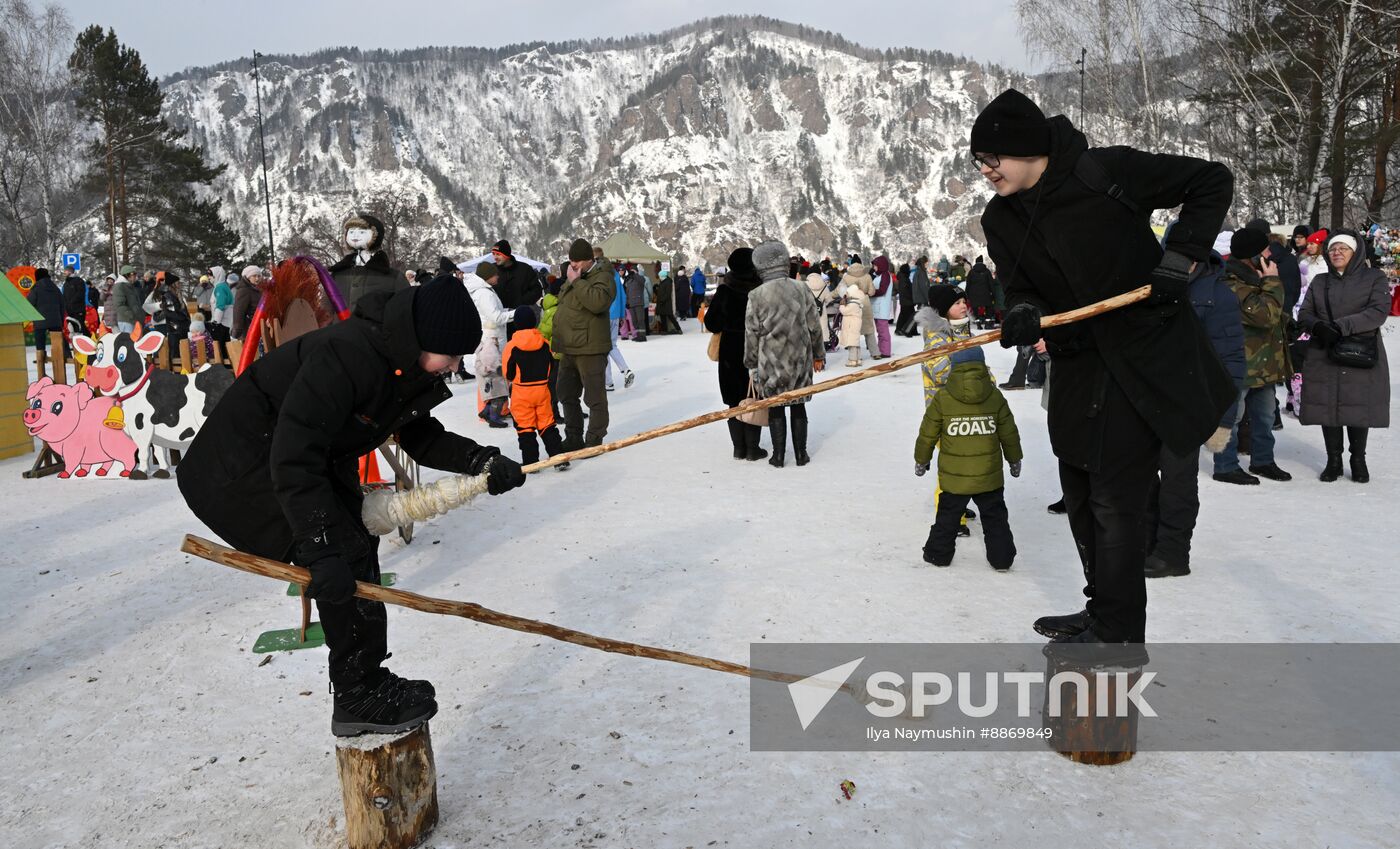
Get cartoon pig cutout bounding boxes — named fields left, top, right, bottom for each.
left=24, top=377, right=139, bottom=479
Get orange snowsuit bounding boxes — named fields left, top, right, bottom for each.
left=503, top=328, right=564, bottom=464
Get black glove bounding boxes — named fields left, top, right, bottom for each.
left=1310, top=320, right=1342, bottom=347
left=1147, top=250, right=1193, bottom=304
left=485, top=454, right=526, bottom=495
left=464, top=445, right=501, bottom=476
left=297, top=531, right=357, bottom=605
left=914, top=462, right=929, bottom=477
left=999, top=303, right=1042, bottom=348
left=1009, top=460, right=1022, bottom=478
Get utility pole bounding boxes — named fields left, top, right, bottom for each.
left=1075, top=47, right=1087, bottom=126
left=251, top=51, right=275, bottom=262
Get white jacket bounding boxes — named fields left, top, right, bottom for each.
left=464, top=273, right=514, bottom=348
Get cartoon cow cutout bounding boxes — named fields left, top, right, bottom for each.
left=24, top=377, right=139, bottom=478
left=72, top=330, right=236, bottom=480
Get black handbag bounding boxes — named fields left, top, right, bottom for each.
left=1323, top=280, right=1378, bottom=369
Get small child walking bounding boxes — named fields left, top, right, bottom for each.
left=502, top=307, right=570, bottom=471
left=839, top=284, right=866, bottom=366
left=914, top=347, right=1022, bottom=570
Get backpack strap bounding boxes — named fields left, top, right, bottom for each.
left=1074, top=152, right=1142, bottom=216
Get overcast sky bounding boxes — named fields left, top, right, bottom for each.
left=54, top=0, right=1043, bottom=78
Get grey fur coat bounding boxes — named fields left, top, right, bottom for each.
left=744, top=276, right=827, bottom=401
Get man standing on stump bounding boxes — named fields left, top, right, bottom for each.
left=972, top=88, right=1235, bottom=650
left=178, top=276, right=527, bottom=736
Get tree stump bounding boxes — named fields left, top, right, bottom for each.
left=1040, top=653, right=1143, bottom=766
left=334, top=722, right=439, bottom=849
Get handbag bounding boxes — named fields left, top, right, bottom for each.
left=736, top=378, right=769, bottom=427
left=1323, top=281, right=1378, bottom=369
left=706, top=331, right=722, bottom=362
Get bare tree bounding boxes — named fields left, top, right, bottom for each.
left=0, top=0, right=78, bottom=262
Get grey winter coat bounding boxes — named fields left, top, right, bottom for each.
left=112, top=276, right=142, bottom=325
left=911, top=264, right=931, bottom=307
left=1296, top=250, right=1391, bottom=428
left=744, top=277, right=826, bottom=401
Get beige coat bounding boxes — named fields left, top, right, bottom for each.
left=839, top=289, right=865, bottom=348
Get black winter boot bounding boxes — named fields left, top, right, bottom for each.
left=1348, top=426, right=1369, bottom=483
left=1320, top=426, right=1344, bottom=482
left=331, top=670, right=438, bottom=737
left=726, top=418, right=746, bottom=460
left=743, top=423, right=768, bottom=462
left=1033, top=609, right=1093, bottom=640
left=518, top=432, right=540, bottom=466
left=767, top=406, right=787, bottom=468
left=791, top=405, right=810, bottom=466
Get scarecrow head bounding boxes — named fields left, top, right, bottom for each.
left=343, top=213, right=386, bottom=253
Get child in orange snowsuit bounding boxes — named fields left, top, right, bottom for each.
left=502, top=307, right=569, bottom=470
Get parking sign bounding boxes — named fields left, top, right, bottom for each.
left=62, top=253, right=81, bottom=271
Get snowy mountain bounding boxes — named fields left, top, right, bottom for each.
left=162, top=18, right=1029, bottom=266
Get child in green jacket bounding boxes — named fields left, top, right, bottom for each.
left=914, top=347, right=1023, bottom=570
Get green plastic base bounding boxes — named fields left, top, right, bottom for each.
left=285, top=572, right=397, bottom=596
left=253, top=622, right=325, bottom=653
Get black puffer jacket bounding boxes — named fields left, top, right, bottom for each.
left=980, top=116, right=1236, bottom=470
left=177, top=286, right=490, bottom=562
left=26, top=271, right=63, bottom=333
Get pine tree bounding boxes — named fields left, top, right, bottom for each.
left=69, top=25, right=234, bottom=270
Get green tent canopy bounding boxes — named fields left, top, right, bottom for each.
left=596, top=232, right=668, bottom=263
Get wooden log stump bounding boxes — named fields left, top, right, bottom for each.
left=1040, top=654, right=1143, bottom=766
left=335, top=722, right=439, bottom=849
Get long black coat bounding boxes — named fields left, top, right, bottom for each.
left=964, top=261, right=994, bottom=311
left=981, top=116, right=1236, bottom=471
left=703, top=273, right=761, bottom=406
left=177, top=287, right=490, bottom=562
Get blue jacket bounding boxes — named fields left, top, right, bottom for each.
left=1189, top=252, right=1246, bottom=425
left=691, top=269, right=706, bottom=296
left=610, top=273, right=626, bottom=320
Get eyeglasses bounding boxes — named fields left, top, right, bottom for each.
left=971, top=152, right=1000, bottom=170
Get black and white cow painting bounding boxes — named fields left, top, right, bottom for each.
left=72, top=330, right=235, bottom=480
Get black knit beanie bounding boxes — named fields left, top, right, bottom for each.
left=970, top=88, right=1051, bottom=157
left=437, top=256, right=458, bottom=274
left=1230, top=228, right=1269, bottom=260
left=928, top=285, right=965, bottom=318
left=1292, top=224, right=1311, bottom=239
left=513, top=306, right=537, bottom=330
left=412, top=276, right=481, bottom=355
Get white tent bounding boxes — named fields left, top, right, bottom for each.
left=457, top=253, right=553, bottom=275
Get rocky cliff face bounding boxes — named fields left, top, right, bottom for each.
left=162, top=19, right=1027, bottom=266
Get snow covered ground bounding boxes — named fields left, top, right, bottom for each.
left=3, top=316, right=1397, bottom=848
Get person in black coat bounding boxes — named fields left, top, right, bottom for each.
left=490, top=240, right=542, bottom=335
left=975, top=88, right=1235, bottom=648
left=894, top=263, right=916, bottom=336
left=26, top=268, right=63, bottom=354
left=1145, top=244, right=1245, bottom=579
left=963, top=257, right=996, bottom=328
left=177, top=278, right=526, bottom=736
left=704, top=247, right=766, bottom=461
left=61, top=268, right=91, bottom=325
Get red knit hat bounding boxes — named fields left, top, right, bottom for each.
left=1306, top=229, right=1329, bottom=246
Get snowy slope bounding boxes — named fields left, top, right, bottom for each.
left=3, top=316, right=1397, bottom=847
left=161, top=20, right=1018, bottom=266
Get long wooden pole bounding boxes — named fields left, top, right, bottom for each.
left=182, top=534, right=808, bottom=687
left=518, top=285, right=1151, bottom=472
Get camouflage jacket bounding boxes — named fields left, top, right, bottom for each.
left=1224, top=259, right=1290, bottom=387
